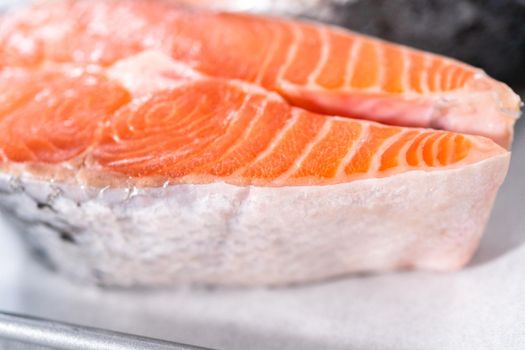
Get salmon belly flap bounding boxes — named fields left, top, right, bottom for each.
left=0, top=0, right=519, bottom=285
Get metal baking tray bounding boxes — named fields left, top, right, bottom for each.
left=0, top=312, right=211, bottom=350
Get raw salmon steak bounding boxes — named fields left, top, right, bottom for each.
left=0, top=0, right=519, bottom=286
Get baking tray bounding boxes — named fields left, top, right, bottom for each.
left=0, top=312, right=210, bottom=350
left=1, top=1, right=524, bottom=349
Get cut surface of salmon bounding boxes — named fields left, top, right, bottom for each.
left=0, top=61, right=506, bottom=187
left=0, top=0, right=520, bottom=147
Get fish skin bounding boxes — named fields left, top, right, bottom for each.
left=0, top=151, right=510, bottom=286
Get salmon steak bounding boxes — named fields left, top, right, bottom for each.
left=0, top=0, right=520, bottom=286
